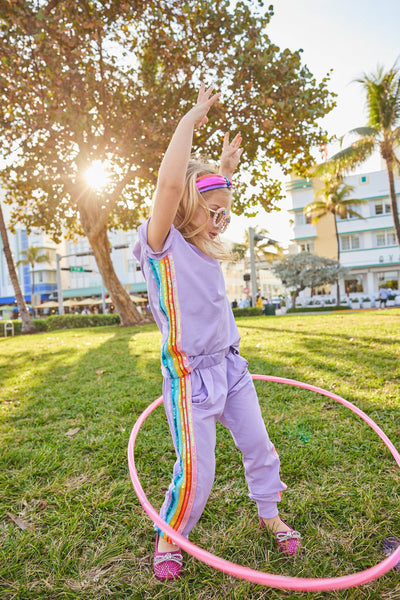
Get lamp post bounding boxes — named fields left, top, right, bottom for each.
left=248, top=227, right=278, bottom=308
left=248, top=227, right=258, bottom=308
left=55, top=254, right=64, bottom=314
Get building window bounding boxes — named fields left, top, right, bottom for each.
left=359, top=175, right=369, bottom=184
left=340, top=234, right=360, bottom=251
left=296, top=212, right=312, bottom=226
left=374, top=200, right=391, bottom=215
left=298, top=241, right=314, bottom=253
left=345, top=277, right=364, bottom=294
left=375, top=229, right=397, bottom=247
left=378, top=271, right=399, bottom=290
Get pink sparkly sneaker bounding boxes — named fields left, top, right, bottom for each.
left=259, top=517, right=301, bottom=556
left=153, top=535, right=183, bottom=580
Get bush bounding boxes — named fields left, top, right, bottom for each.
left=0, top=313, right=121, bottom=337
left=45, top=313, right=120, bottom=330
left=287, top=305, right=350, bottom=313
left=232, top=307, right=263, bottom=317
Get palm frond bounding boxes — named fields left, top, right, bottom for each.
left=346, top=207, right=365, bottom=219
left=339, top=196, right=366, bottom=206
left=304, top=203, right=331, bottom=225
left=357, top=65, right=400, bottom=129
left=308, top=161, right=339, bottom=178
left=348, top=127, right=378, bottom=137
left=392, top=125, right=400, bottom=141
left=335, top=183, right=355, bottom=196
left=330, top=139, right=375, bottom=171
left=304, top=200, right=328, bottom=214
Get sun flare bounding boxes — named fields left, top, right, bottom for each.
left=84, top=161, right=110, bottom=189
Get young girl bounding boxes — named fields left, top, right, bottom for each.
left=133, top=84, right=301, bottom=581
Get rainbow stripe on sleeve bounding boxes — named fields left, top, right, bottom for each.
left=149, top=255, right=197, bottom=540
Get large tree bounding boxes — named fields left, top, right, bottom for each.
left=0, top=203, right=36, bottom=333
left=329, top=62, right=400, bottom=245
left=272, top=252, right=346, bottom=308
left=0, top=0, right=335, bottom=325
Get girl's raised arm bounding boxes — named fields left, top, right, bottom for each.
left=147, top=84, right=220, bottom=252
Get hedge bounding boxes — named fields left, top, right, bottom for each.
left=45, top=313, right=121, bottom=330
left=0, top=313, right=121, bottom=337
left=286, top=305, right=350, bottom=313
left=232, top=307, right=263, bottom=317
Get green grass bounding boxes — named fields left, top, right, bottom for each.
left=0, top=311, right=399, bottom=600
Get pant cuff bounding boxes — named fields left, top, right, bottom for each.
left=257, top=502, right=279, bottom=519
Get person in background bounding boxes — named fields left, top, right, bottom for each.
left=378, top=285, right=389, bottom=310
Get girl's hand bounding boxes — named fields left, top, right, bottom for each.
left=219, top=132, right=243, bottom=178
left=185, top=83, right=221, bottom=129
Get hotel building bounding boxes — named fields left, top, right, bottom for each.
left=287, top=168, right=400, bottom=305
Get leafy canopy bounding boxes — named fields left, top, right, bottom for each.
left=0, top=0, right=335, bottom=242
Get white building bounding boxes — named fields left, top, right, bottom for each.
left=0, top=197, right=146, bottom=312
left=0, top=202, right=59, bottom=307
left=287, top=168, right=400, bottom=305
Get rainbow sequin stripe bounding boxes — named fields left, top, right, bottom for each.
left=149, top=254, right=197, bottom=540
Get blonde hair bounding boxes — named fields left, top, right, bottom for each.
left=173, top=159, right=233, bottom=260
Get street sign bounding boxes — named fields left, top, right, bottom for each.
left=70, top=266, right=84, bottom=272
left=243, top=286, right=249, bottom=294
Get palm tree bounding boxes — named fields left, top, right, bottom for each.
left=17, top=246, right=50, bottom=315
left=232, top=227, right=283, bottom=263
left=304, top=174, right=365, bottom=304
left=331, top=62, right=400, bottom=245
left=0, top=203, right=36, bottom=333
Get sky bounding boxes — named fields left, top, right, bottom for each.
left=226, top=0, right=400, bottom=247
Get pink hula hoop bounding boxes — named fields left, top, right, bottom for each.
left=127, top=374, right=400, bottom=592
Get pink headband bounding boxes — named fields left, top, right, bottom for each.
left=196, top=174, right=232, bottom=193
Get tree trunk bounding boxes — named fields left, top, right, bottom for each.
left=384, top=157, right=400, bottom=247
left=88, top=225, right=145, bottom=326
left=0, top=204, right=37, bottom=334
left=334, top=214, right=341, bottom=305
left=292, top=289, right=299, bottom=308
left=31, top=264, right=36, bottom=318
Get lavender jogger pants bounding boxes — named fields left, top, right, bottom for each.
left=156, top=347, right=287, bottom=541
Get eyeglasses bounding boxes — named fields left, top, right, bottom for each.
left=209, top=207, right=231, bottom=233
